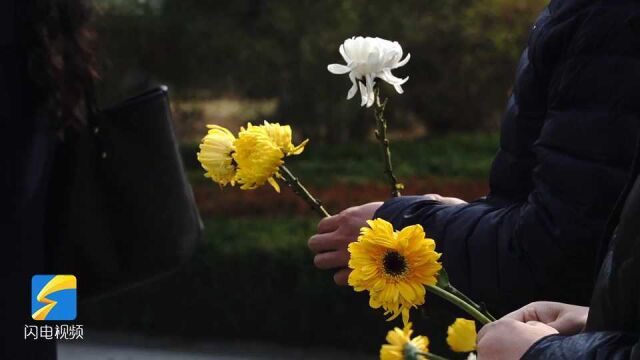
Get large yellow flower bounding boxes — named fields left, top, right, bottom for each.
left=348, top=218, right=442, bottom=324
left=380, top=322, right=429, bottom=360
left=197, top=125, right=237, bottom=186
left=447, top=318, right=477, bottom=353
left=259, top=120, right=308, bottom=156
left=233, top=123, right=284, bottom=192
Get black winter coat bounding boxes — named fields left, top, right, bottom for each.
left=375, top=0, right=640, bottom=315
left=523, top=124, right=640, bottom=359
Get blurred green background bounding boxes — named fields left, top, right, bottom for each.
left=85, top=0, right=546, bottom=357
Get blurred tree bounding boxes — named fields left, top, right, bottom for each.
left=94, top=0, right=546, bottom=140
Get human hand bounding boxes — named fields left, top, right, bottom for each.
left=308, top=202, right=383, bottom=285
left=477, top=318, right=558, bottom=360
left=504, top=301, right=589, bottom=335
left=423, top=193, right=468, bottom=205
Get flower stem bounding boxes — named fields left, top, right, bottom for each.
left=426, top=285, right=492, bottom=325
left=279, top=165, right=330, bottom=217
left=416, top=352, right=451, bottom=360
left=373, top=86, right=402, bottom=198
left=445, top=285, right=497, bottom=322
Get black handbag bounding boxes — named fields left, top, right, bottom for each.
left=53, top=85, right=202, bottom=298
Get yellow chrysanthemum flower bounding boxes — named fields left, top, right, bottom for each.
left=348, top=219, right=442, bottom=325
left=259, top=120, right=308, bottom=156
left=447, top=318, right=477, bottom=353
left=380, top=322, right=429, bottom=360
left=232, top=123, right=285, bottom=192
left=197, top=125, right=237, bottom=186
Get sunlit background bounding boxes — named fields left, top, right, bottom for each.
left=63, top=0, right=546, bottom=358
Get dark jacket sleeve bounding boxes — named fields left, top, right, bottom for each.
left=522, top=333, right=640, bottom=360
left=375, top=1, right=640, bottom=315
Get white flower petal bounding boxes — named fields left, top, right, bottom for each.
left=395, top=53, right=411, bottom=68
left=359, top=81, right=368, bottom=107
left=347, top=72, right=358, bottom=99
left=328, top=36, right=410, bottom=104
left=339, top=44, right=351, bottom=64
left=365, top=74, right=375, bottom=108
left=380, top=69, right=409, bottom=86
left=327, top=64, right=351, bottom=74
left=394, top=84, right=404, bottom=94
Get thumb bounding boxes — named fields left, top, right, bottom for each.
left=526, top=320, right=559, bottom=334
left=526, top=320, right=546, bottom=327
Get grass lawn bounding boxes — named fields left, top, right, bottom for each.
left=183, top=132, right=499, bottom=187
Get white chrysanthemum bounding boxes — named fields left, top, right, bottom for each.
left=327, top=36, right=410, bottom=108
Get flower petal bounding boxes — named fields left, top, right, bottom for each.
left=395, top=53, right=411, bottom=68
left=365, top=74, right=375, bottom=108
left=359, top=81, right=368, bottom=107
left=268, top=177, right=281, bottom=193
left=380, top=69, right=409, bottom=86
left=327, top=64, right=351, bottom=74
left=347, top=72, right=358, bottom=100
left=339, top=44, right=351, bottom=63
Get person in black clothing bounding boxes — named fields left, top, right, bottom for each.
left=476, top=149, right=640, bottom=359
left=0, top=0, right=97, bottom=359
left=309, top=0, right=640, bottom=316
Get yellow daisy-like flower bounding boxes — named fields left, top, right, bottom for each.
left=348, top=218, right=442, bottom=325
left=380, top=322, right=429, bottom=360
left=233, top=123, right=284, bottom=192
left=197, top=125, right=237, bottom=186
left=447, top=318, right=477, bottom=353
left=259, top=120, right=309, bottom=156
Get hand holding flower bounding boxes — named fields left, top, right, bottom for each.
left=308, top=202, right=383, bottom=285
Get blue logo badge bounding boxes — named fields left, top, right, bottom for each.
left=31, top=275, right=77, bottom=321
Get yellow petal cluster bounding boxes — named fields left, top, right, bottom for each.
left=447, top=318, right=477, bottom=353
left=233, top=123, right=285, bottom=192
left=260, top=120, right=309, bottom=156
left=380, top=322, right=429, bottom=360
left=197, top=121, right=307, bottom=192
left=197, top=125, right=237, bottom=187
left=348, top=218, right=442, bottom=325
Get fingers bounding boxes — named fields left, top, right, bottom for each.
left=313, top=249, right=350, bottom=270
left=333, top=268, right=351, bottom=286
left=504, top=304, right=540, bottom=323
left=308, top=233, right=342, bottom=253
left=317, top=215, right=342, bottom=233
left=546, top=307, right=589, bottom=335
left=526, top=320, right=545, bottom=327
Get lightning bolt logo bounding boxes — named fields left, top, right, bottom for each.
left=31, top=275, right=77, bottom=321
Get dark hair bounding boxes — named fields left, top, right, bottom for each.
left=27, top=0, right=99, bottom=129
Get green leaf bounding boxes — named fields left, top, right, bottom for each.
left=436, top=268, right=450, bottom=288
